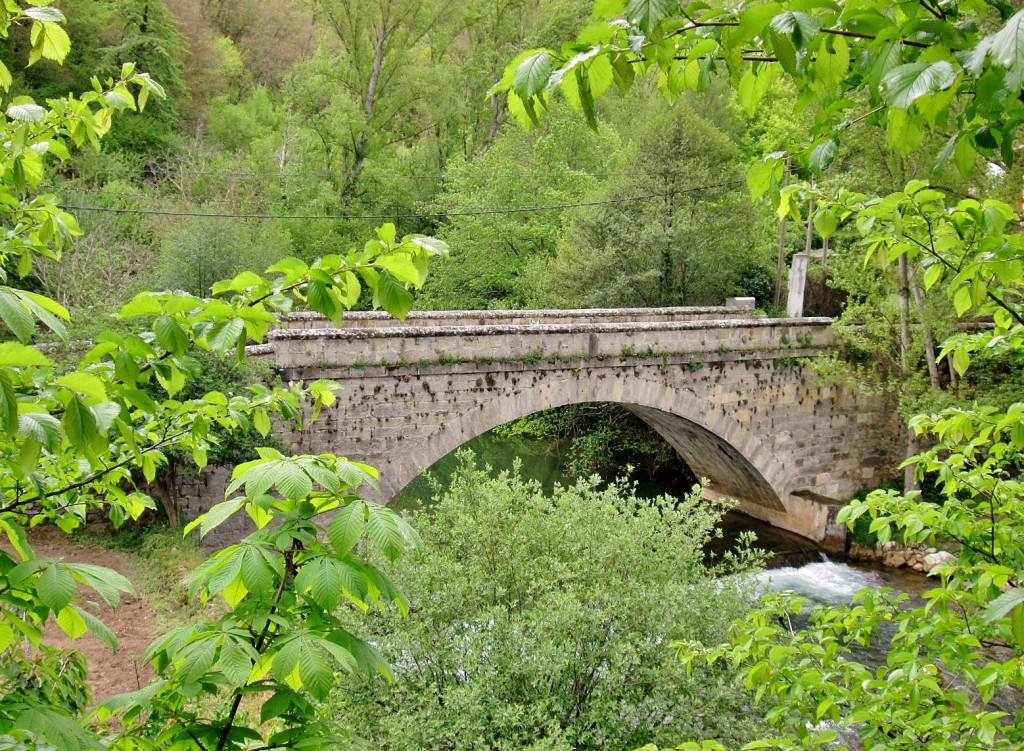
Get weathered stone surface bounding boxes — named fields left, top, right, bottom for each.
left=254, top=309, right=903, bottom=543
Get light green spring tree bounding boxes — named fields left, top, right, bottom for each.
left=504, top=1, right=1024, bottom=748
left=0, top=6, right=447, bottom=751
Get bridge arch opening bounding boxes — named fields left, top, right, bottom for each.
left=384, top=389, right=789, bottom=520
left=386, top=400, right=821, bottom=558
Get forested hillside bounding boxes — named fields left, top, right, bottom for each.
left=5, top=0, right=805, bottom=315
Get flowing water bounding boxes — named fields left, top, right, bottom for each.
left=756, top=560, right=931, bottom=605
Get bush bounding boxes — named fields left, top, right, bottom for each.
left=328, top=455, right=766, bottom=751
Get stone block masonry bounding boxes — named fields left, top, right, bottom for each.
left=258, top=309, right=902, bottom=546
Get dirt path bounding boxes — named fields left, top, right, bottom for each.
left=30, top=529, right=158, bottom=701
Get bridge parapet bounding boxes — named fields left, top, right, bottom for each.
left=280, top=304, right=758, bottom=331
left=268, top=316, right=834, bottom=371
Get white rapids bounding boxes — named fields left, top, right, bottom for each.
left=755, top=560, right=887, bottom=605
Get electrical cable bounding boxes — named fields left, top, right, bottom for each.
left=57, top=181, right=743, bottom=221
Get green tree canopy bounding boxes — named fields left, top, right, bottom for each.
left=527, top=93, right=767, bottom=308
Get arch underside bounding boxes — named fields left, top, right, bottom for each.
left=386, top=374, right=789, bottom=515
left=622, top=404, right=784, bottom=511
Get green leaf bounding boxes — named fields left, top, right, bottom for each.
left=987, top=9, right=1024, bottom=69
left=30, top=21, right=71, bottom=65
left=0, top=341, right=51, bottom=367
left=296, top=557, right=345, bottom=611
left=327, top=499, right=365, bottom=556
left=735, top=3, right=782, bottom=44
left=376, top=254, right=421, bottom=286
left=366, top=504, right=406, bottom=561
left=953, top=285, right=972, bottom=316
left=7, top=102, right=45, bottom=122
left=55, top=605, right=88, bottom=640
left=0, top=288, right=34, bottom=341
left=814, top=208, right=838, bottom=238
left=154, top=315, right=189, bottom=356
left=152, top=359, right=185, bottom=397
left=952, top=346, right=970, bottom=376
left=770, top=11, right=822, bottom=50
left=1012, top=603, right=1024, bottom=650
left=298, top=638, right=334, bottom=699
left=512, top=50, right=553, bottom=100
left=372, top=270, right=414, bottom=320
left=624, top=0, right=677, bottom=36
left=253, top=409, right=271, bottom=438
left=982, top=586, right=1024, bottom=623
left=14, top=707, right=95, bottom=751
left=0, top=371, right=17, bottom=435
left=219, top=637, right=256, bottom=685
left=56, top=371, right=107, bottom=400
left=0, top=619, right=12, bottom=653
left=24, top=6, right=67, bottom=23
left=305, top=280, right=339, bottom=323
left=882, top=61, right=957, bottom=109
left=185, top=496, right=246, bottom=538
left=809, top=139, right=837, bottom=172
left=178, top=634, right=219, bottom=684
left=275, top=462, right=313, bottom=501
left=206, top=317, right=245, bottom=354
left=62, top=394, right=97, bottom=452
left=768, top=29, right=797, bottom=75
left=815, top=35, right=849, bottom=90
left=38, top=562, right=76, bottom=612
left=66, top=562, right=133, bottom=608
left=747, top=158, right=781, bottom=200
left=118, top=293, right=163, bottom=318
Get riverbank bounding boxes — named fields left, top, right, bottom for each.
left=846, top=541, right=955, bottom=574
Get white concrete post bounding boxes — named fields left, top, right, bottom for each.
left=787, top=253, right=810, bottom=318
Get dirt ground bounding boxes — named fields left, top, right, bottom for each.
left=28, top=528, right=158, bottom=701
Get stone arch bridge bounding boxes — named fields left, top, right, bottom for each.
left=259, top=304, right=901, bottom=548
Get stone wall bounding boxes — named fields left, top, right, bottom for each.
left=147, top=465, right=253, bottom=549
left=268, top=316, right=834, bottom=370
left=269, top=314, right=902, bottom=544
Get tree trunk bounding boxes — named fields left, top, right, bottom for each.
left=773, top=156, right=792, bottom=308
left=804, top=175, right=816, bottom=255
left=897, top=254, right=912, bottom=376
left=344, top=27, right=387, bottom=195
left=903, top=427, right=919, bottom=495
left=897, top=254, right=919, bottom=492
left=908, top=259, right=941, bottom=393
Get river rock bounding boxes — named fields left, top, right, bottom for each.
left=923, top=551, right=955, bottom=571
left=883, top=550, right=908, bottom=568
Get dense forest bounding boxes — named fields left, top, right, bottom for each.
left=2, top=0, right=857, bottom=315
left=2, top=2, right=1024, bottom=751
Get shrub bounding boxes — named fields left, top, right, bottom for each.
left=329, top=455, right=766, bottom=751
